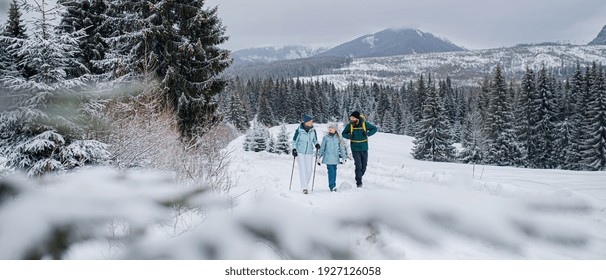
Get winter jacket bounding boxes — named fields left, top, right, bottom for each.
left=292, top=123, right=318, bottom=155
left=318, top=133, right=347, bottom=165
left=341, top=120, right=378, bottom=152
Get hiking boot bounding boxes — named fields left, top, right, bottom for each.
left=303, top=189, right=308, bottom=194
left=356, top=183, right=363, bottom=188
left=331, top=188, right=337, bottom=192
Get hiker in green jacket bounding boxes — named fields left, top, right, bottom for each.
left=341, top=111, right=378, bottom=188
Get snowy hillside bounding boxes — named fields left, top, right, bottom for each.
left=1, top=125, right=605, bottom=259
left=316, top=28, right=465, bottom=58
left=231, top=46, right=327, bottom=65
left=222, top=124, right=606, bottom=259
left=301, top=45, right=606, bottom=87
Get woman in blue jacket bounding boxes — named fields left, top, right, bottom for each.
left=318, top=123, right=347, bottom=192
left=292, top=115, right=320, bottom=194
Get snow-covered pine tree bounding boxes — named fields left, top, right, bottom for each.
left=104, top=0, right=231, bottom=139
left=375, top=85, right=390, bottom=128
left=243, top=129, right=253, bottom=152
left=272, top=79, right=287, bottom=122
left=381, top=110, right=395, bottom=133
left=308, top=81, right=325, bottom=123
left=257, top=90, right=275, bottom=127
left=453, top=87, right=468, bottom=143
left=410, top=75, right=427, bottom=133
left=319, top=81, right=331, bottom=123
left=327, top=83, right=341, bottom=121
left=0, top=25, right=6, bottom=78
left=268, top=134, right=276, bottom=154
left=3, top=0, right=87, bottom=94
left=579, top=63, right=606, bottom=170
left=3, top=0, right=27, bottom=39
left=162, top=0, right=231, bottom=138
left=439, top=79, right=455, bottom=127
left=458, top=94, right=484, bottom=164
left=528, top=66, right=558, bottom=168
left=0, top=0, right=28, bottom=80
left=389, top=96, right=404, bottom=134
left=251, top=120, right=270, bottom=152
left=439, top=79, right=458, bottom=142
left=100, top=0, right=159, bottom=81
left=275, top=123, right=291, bottom=155
left=226, top=87, right=250, bottom=132
left=483, top=65, right=520, bottom=166
left=555, top=118, right=579, bottom=169
left=57, top=0, right=109, bottom=77
left=285, top=79, right=298, bottom=123
left=0, top=0, right=91, bottom=165
left=347, top=83, right=363, bottom=116
left=478, top=75, right=492, bottom=133
left=561, top=63, right=585, bottom=170
left=411, top=77, right=454, bottom=162
left=361, top=81, right=375, bottom=118
left=514, top=67, right=535, bottom=167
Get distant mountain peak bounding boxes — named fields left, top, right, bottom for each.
left=316, top=28, right=465, bottom=58
left=589, top=25, right=606, bottom=45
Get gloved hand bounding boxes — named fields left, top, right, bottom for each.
left=339, top=161, right=344, bottom=165
left=315, top=143, right=321, bottom=149
left=317, top=162, right=321, bottom=166
left=292, top=149, right=298, bottom=157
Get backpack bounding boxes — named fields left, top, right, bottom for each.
left=349, top=114, right=368, bottom=143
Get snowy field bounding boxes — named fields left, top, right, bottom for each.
left=223, top=124, right=606, bottom=259
left=1, top=124, right=605, bottom=259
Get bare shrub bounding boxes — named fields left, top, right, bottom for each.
left=97, top=81, right=236, bottom=194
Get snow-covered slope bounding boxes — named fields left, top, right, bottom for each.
left=316, top=28, right=465, bottom=58
left=231, top=46, right=327, bottom=65
left=301, top=45, right=606, bottom=87
left=221, top=124, right=606, bottom=259
left=2, top=125, right=605, bottom=259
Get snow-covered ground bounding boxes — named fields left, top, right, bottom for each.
left=1, top=124, right=605, bottom=259
left=224, top=124, right=606, bottom=259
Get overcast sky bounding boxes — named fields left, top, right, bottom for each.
left=206, top=0, right=606, bottom=51
left=1, top=0, right=605, bottom=51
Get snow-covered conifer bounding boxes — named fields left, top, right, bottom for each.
left=275, top=123, right=291, bottom=154
left=412, top=78, right=454, bottom=162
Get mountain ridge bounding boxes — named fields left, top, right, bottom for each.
left=231, top=45, right=327, bottom=65
left=315, top=28, right=466, bottom=58
left=230, top=28, right=466, bottom=64
left=589, top=25, right=606, bottom=45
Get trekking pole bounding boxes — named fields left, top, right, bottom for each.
left=289, top=156, right=296, bottom=190
left=311, top=153, right=318, bottom=192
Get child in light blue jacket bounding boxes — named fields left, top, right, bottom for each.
left=317, top=123, right=347, bottom=192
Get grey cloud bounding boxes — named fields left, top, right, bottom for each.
left=207, top=0, right=606, bottom=51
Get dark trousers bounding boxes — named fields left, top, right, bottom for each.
left=352, top=151, right=368, bottom=185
